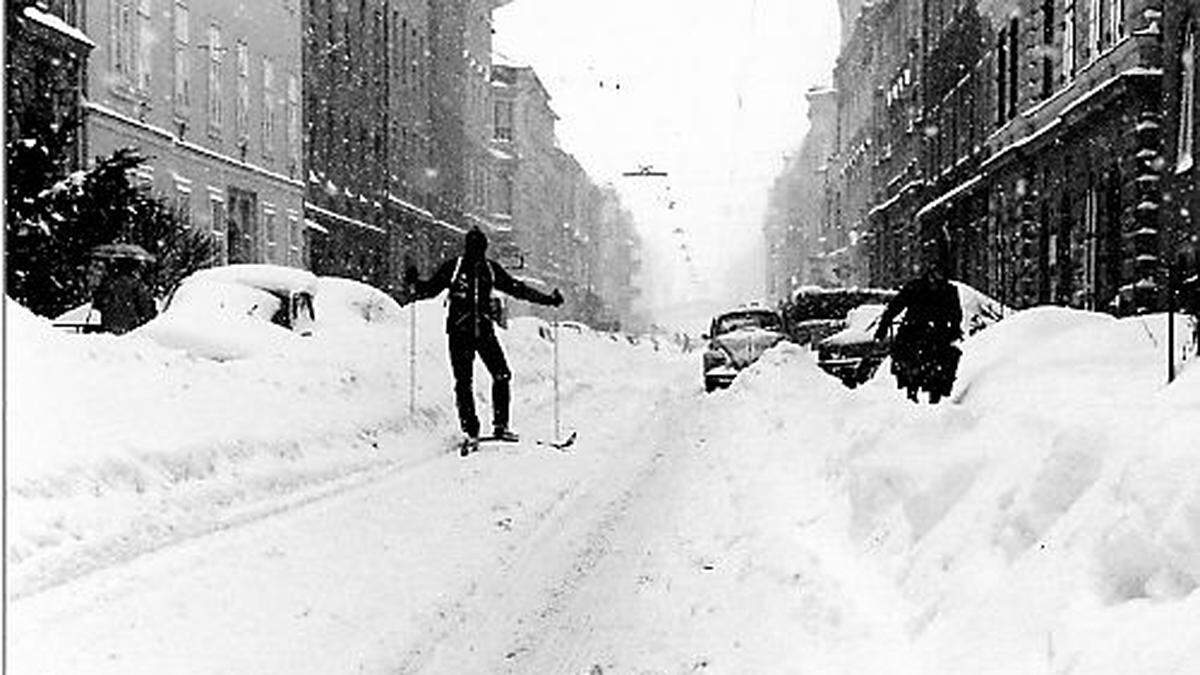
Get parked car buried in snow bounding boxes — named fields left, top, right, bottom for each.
left=137, top=264, right=321, bottom=359
left=816, top=281, right=1009, bottom=388
left=816, top=304, right=893, bottom=388
left=702, top=306, right=787, bottom=392
left=781, top=286, right=898, bottom=346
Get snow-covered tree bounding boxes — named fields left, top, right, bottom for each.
left=5, top=143, right=217, bottom=318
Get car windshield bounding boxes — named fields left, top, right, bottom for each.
left=845, top=304, right=887, bottom=332
left=715, top=312, right=780, bottom=335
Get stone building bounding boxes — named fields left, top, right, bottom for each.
left=489, top=61, right=561, bottom=280
left=428, top=0, right=511, bottom=228
left=824, top=0, right=922, bottom=287
left=489, top=59, right=640, bottom=327
left=914, top=0, right=1165, bottom=312
left=803, top=0, right=1170, bottom=315
left=866, top=0, right=931, bottom=284
left=763, top=157, right=808, bottom=301
left=82, top=0, right=306, bottom=268
left=303, top=0, right=465, bottom=295
left=589, top=186, right=641, bottom=328
left=763, top=86, right=837, bottom=300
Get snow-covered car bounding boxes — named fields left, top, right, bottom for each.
left=816, top=304, right=892, bottom=388
left=702, top=306, right=787, bottom=392
left=137, top=264, right=322, bottom=360
left=782, top=287, right=898, bottom=345
left=312, top=276, right=404, bottom=328
left=816, top=281, right=1009, bottom=388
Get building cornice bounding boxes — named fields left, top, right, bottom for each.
left=84, top=100, right=304, bottom=189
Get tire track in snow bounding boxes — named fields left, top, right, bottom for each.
left=487, top=364, right=919, bottom=674
left=393, top=364, right=699, bottom=673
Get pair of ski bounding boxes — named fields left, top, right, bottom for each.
left=457, top=430, right=578, bottom=457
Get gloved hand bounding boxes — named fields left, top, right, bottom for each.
left=550, top=289, right=564, bottom=307
left=403, top=266, right=420, bottom=285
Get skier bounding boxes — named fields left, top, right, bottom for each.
left=873, top=263, right=963, bottom=404
left=92, top=258, right=157, bottom=335
left=404, top=227, right=564, bottom=455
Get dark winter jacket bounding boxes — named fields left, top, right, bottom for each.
left=876, top=274, right=963, bottom=345
left=93, top=273, right=157, bottom=335
left=412, top=255, right=559, bottom=335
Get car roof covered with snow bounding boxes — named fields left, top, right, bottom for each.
left=180, top=264, right=319, bottom=296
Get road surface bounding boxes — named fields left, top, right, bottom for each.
left=9, top=352, right=910, bottom=674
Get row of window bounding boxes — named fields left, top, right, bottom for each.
left=997, top=0, right=1128, bottom=127
left=204, top=188, right=303, bottom=267
left=108, top=0, right=301, bottom=170
left=133, top=165, right=301, bottom=267
left=304, top=3, right=430, bottom=191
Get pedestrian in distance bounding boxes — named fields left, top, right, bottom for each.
left=92, top=257, right=157, bottom=335
left=404, top=227, right=564, bottom=455
left=874, top=262, right=963, bottom=404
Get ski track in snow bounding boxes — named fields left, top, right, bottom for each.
left=396, top=375, right=694, bottom=673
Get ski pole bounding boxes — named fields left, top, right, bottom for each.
left=409, top=301, right=417, bottom=418
left=553, top=310, right=561, bottom=442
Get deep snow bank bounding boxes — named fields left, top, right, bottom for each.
left=953, top=307, right=1196, bottom=413
left=716, top=309, right=1200, bottom=673
left=6, top=296, right=680, bottom=598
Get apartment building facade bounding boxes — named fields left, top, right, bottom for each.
left=83, top=0, right=306, bottom=268
left=802, top=0, right=1169, bottom=314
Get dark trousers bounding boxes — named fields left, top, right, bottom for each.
left=448, top=328, right=511, bottom=436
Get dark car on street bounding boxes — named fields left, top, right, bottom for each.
left=780, top=287, right=898, bottom=346
left=816, top=304, right=893, bottom=387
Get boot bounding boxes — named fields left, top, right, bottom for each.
left=459, top=434, right=479, bottom=457
left=491, top=426, right=519, bottom=442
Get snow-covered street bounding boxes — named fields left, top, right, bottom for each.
left=8, top=296, right=1200, bottom=674
left=8, top=321, right=699, bottom=674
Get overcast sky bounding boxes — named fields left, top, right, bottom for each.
left=494, top=0, right=841, bottom=330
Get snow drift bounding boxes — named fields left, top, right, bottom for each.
left=715, top=306, right=1200, bottom=672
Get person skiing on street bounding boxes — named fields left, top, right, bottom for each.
left=404, top=227, right=564, bottom=455
left=874, top=262, right=962, bottom=404
left=92, top=258, right=157, bottom=335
